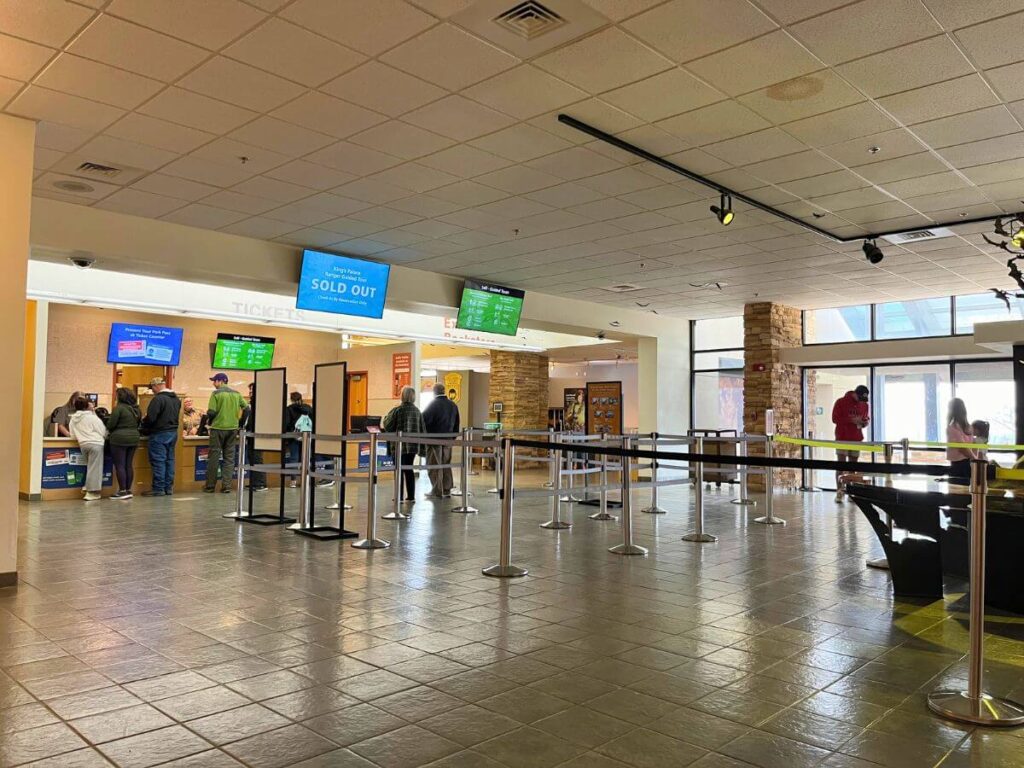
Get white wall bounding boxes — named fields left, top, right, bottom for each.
left=548, top=362, right=639, bottom=432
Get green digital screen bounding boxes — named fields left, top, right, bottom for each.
left=212, top=333, right=275, bottom=370
left=455, top=280, right=525, bottom=336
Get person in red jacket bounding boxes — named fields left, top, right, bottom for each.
left=832, top=385, right=870, bottom=502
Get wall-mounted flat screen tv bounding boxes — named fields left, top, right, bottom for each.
left=212, top=333, right=276, bottom=371
left=296, top=250, right=390, bottom=319
left=455, top=280, right=525, bottom=336
left=107, top=323, right=184, bottom=366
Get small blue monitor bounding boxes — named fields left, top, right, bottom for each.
left=296, top=250, right=390, bottom=319
left=107, top=323, right=184, bottom=366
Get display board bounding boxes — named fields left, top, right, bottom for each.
left=563, top=387, right=587, bottom=434
left=296, top=250, right=390, bottom=318
left=213, top=333, right=275, bottom=370
left=585, top=381, right=623, bottom=436
left=253, top=368, right=286, bottom=452
left=107, top=322, right=184, bottom=366
left=314, top=361, right=348, bottom=457
left=41, top=447, right=112, bottom=488
left=392, top=352, right=412, bottom=397
left=455, top=280, right=525, bottom=336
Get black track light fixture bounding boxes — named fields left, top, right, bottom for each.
left=710, top=193, right=734, bottom=226
left=863, top=239, right=884, bottom=265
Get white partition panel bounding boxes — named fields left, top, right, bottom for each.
left=254, top=368, right=286, bottom=452
left=314, top=362, right=347, bottom=457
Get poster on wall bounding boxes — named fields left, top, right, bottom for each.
left=41, top=448, right=112, bottom=489
left=586, top=381, right=623, bottom=436
left=563, top=387, right=587, bottom=434
left=443, top=372, right=462, bottom=403
left=392, top=352, right=412, bottom=397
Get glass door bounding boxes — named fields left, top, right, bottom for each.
left=804, top=367, right=871, bottom=489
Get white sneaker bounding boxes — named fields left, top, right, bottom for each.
left=834, top=490, right=845, bottom=503
left=84, top=492, right=102, bottom=501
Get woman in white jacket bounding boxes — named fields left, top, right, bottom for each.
left=68, top=397, right=108, bottom=501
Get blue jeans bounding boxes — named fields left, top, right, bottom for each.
left=148, top=431, right=177, bottom=493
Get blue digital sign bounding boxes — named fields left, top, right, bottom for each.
left=107, top=323, right=184, bottom=366
left=296, top=250, right=390, bottom=319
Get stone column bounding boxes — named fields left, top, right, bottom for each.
left=488, top=350, right=549, bottom=432
left=1, top=114, right=35, bottom=586
left=744, top=303, right=803, bottom=490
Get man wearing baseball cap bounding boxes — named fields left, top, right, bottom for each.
left=141, top=377, right=181, bottom=497
left=204, top=373, right=250, bottom=493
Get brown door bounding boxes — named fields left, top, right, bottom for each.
left=346, top=372, right=368, bottom=432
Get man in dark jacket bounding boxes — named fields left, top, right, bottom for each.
left=423, top=383, right=460, bottom=497
left=141, top=377, right=181, bottom=496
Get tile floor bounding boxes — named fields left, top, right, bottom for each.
left=2, top=470, right=1023, bottom=767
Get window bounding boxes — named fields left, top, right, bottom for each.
left=874, top=298, right=952, bottom=340
left=692, top=317, right=744, bottom=433
left=955, top=292, right=1024, bottom=334
left=693, top=316, right=743, bottom=350
left=804, top=305, right=871, bottom=344
left=954, top=361, right=1014, bottom=462
left=693, top=351, right=744, bottom=370
left=873, top=364, right=952, bottom=442
left=804, top=367, right=871, bottom=489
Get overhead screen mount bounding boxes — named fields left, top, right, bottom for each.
left=556, top=113, right=1020, bottom=244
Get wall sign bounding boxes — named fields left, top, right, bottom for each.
left=564, top=387, right=586, bottom=434
left=392, top=352, right=412, bottom=397
left=585, top=381, right=623, bottom=436
left=443, top=372, right=463, bottom=403
left=41, top=448, right=112, bottom=489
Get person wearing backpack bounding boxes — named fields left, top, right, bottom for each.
left=105, top=387, right=141, bottom=499
left=285, top=391, right=313, bottom=488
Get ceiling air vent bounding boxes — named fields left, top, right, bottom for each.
left=601, top=283, right=643, bottom=293
left=881, top=227, right=954, bottom=245
left=53, top=179, right=96, bottom=194
left=494, top=1, right=566, bottom=40
left=75, top=161, right=124, bottom=179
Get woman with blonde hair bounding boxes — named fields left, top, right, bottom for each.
left=383, top=386, right=425, bottom=502
left=946, top=397, right=977, bottom=482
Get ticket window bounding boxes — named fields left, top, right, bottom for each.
left=113, top=363, right=174, bottom=410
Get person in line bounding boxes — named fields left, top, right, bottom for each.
left=423, top=382, right=459, bottom=498
left=285, top=391, right=314, bottom=488
left=383, top=386, right=425, bottom=502
left=68, top=397, right=107, bottom=502
left=180, top=397, right=202, bottom=436
left=831, top=385, right=870, bottom=502
left=105, top=387, right=141, bottom=499
left=141, top=377, right=181, bottom=497
left=204, top=373, right=249, bottom=494
left=947, top=398, right=978, bottom=482
left=50, top=391, right=83, bottom=437
left=246, top=382, right=267, bottom=492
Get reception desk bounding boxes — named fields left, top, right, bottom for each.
left=40, top=436, right=285, bottom=499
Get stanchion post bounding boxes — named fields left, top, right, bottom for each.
left=928, top=459, right=1024, bottom=725
left=590, top=440, right=615, bottom=520
left=754, top=434, right=786, bottom=526
left=452, top=429, right=478, bottom=514
left=352, top=432, right=390, bottom=549
left=642, top=432, right=666, bottom=514
left=290, top=431, right=313, bottom=531
left=482, top=438, right=528, bottom=577
left=541, top=440, right=570, bottom=530
left=883, top=443, right=894, bottom=488
left=609, top=436, right=647, bottom=555
left=326, top=457, right=341, bottom=510
left=223, top=427, right=249, bottom=519
left=383, top=431, right=408, bottom=520
left=901, top=437, right=910, bottom=464
left=731, top=436, right=756, bottom=506
left=799, top=430, right=820, bottom=492
left=487, top=433, right=501, bottom=494
left=683, top=436, right=717, bottom=543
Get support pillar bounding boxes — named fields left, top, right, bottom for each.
left=2, top=114, right=36, bottom=587
left=638, top=335, right=688, bottom=435
left=19, top=300, right=47, bottom=500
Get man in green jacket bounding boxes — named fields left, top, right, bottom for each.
left=204, top=373, right=250, bottom=493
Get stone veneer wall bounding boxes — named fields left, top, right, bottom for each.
left=488, top=350, right=549, bottom=440
left=744, top=303, right=803, bottom=490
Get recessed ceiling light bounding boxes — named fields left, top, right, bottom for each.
left=867, top=146, right=881, bottom=155
left=53, top=179, right=95, bottom=194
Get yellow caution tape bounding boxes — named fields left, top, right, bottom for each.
left=773, top=435, right=884, bottom=453
left=909, top=441, right=1024, bottom=451
left=995, top=467, right=1024, bottom=480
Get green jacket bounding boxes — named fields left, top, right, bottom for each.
left=105, top=403, right=141, bottom=447
left=207, top=386, right=249, bottom=431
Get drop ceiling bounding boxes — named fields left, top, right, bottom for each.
left=7, top=0, right=1024, bottom=319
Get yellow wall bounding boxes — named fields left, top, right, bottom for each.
left=18, top=301, right=36, bottom=495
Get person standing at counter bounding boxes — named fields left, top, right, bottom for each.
left=204, top=373, right=249, bottom=494
left=142, top=377, right=181, bottom=497
left=106, top=388, right=141, bottom=500
left=68, top=398, right=107, bottom=501
left=947, top=398, right=978, bottom=482
left=181, top=398, right=201, bottom=436
left=50, top=391, right=83, bottom=437
left=423, top=383, right=459, bottom=498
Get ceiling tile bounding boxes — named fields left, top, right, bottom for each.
left=527, top=182, right=607, bottom=208
left=300, top=192, right=372, bottom=217
left=161, top=155, right=256, bottom=187
left=783, top=102, right=898, bottom=147
left=402, top=95, right=515, bottom=142
left=349, top=206, right=422, bottom=227
left=705, top=127, right=807, bottom=165
left=780, top=169, right=869, bottom=198
left=228, top=116, right=337, bottom=156
left=924, top=0, right=1024, bottom=30
left=201, top=189, right=279, bottom=214
left=687, top=31, right=822, bottom=98
left=68, top=15, right=207, bottom=81
left=474, top=164, right=561, bottom=194
left=913, top=106, right=1020, bottom=149
left=35, top=172, right=117, bottom=202
left=569, top=198, right=644, bottom=221
left=139, top=87, right=257, bottom=134
left=78, top=134, right=178, bottom=171
left=106, top=113, right=215, bottom=154
left=162, top=203, right=249, bottom=229
left=954, top=9, right=1024, bottom=69
left=463, top=65, right=587, bottom=120
left=526, top=146, right=623, bottom=181
left=882, top=172, right=971, bottom=198
left=876, top=74, right=1000, bottom=125
left=407, top=0, right=475, bottom=16
left=264, top=201, right=335, bottom=226
left=305, top=141, right=402, bottom=176
left=382, top=23, right=518, bottom=90
left=282, top=0, right=435, bottom=56
left=940, top=133, right=1024, bottom=168
left=623, top=0, right=776, bottom=63
left=856, top=152, right=949, bottom=184
left=984, top=61, right=1024, bottom=102
left=745, top=150, right=841, bottom=184
left=738, top=70, right=862, bottom=124
left=224, top=18, right=365, bottom=87
left=0, top=0, right=94, bottom=47
left=836, top=35, right=974, bottom=98
left=334, top=178, right=414, bottom=204
left=620, top=185, right=699, bottom=210
left=0, top=33, right=53, bottom=81
left=388, top=195, right=463, bottom=218
left=178, top=56, right=305, bottom=112
left=431, top=180, right=508, bottom=206
left=349, top=121, right=454, bottom=161
left=264, top=161, right=355, bottom=191
left=0, top=74, right=19, bottom=109
left=535, top=27, right=673, bottom=94
left=317, top=217, right=385, bottom=237
left=419, top=145, right=510, bottom=177
left=132, top=173, right=218, bottom=201
left=7, top=85, right=123, bottom=131
left=322, top=61, right=447, bottom=118
left=791, top=0, right=942, bottom=65
left=538, top=98, right=642, bottom=143
left=191, top=137, right=291, bottom=175
left=107, top=0, right=265, bottom=49
left=231, top=174, right=314, bottom=203
left=94, top=188, right=186, bottom=218
left=656, top=101, right=770, bottom=145
left=823, top=129, right=928, bottom=166
left=751, top=0, right=851, bottom=23
left=477, top=196, right=554, bottom=220
left=271, top=92, right=386, bottom=140
left=577, top=167, right=660, bottom=196
left=35, top=53, right=163, bottom=110
left=370, top=162, right=460, bottom=192
left=220, top=216, right=300, bottom=239
left=602, top=68, right=724, bottom=122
